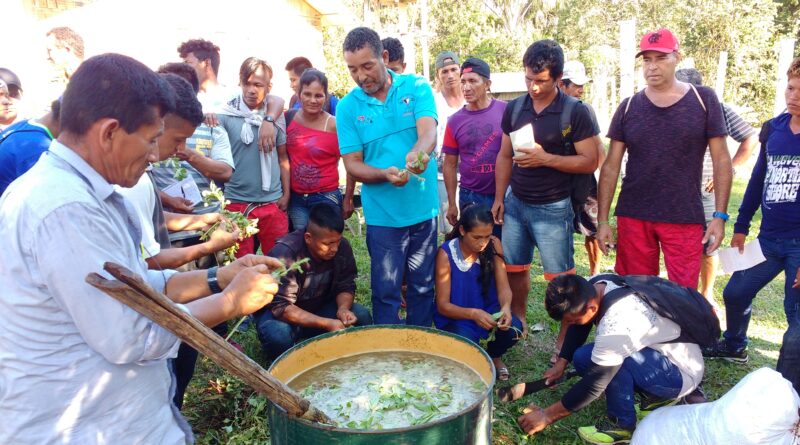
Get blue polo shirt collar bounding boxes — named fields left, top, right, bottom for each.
left=352, top=69, right=405, bottom=105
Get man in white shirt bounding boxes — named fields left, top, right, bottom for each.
left=116, top=73, right=238, bottom=270
left=0, top=53, right=281, bottom=444
left=433, top=51, right=465, bottom=233
left=518, top=274, right=705, bottom=444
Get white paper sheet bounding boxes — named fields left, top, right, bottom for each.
left=719, top=239, right=768, bottom=274
left=162, top=177, right=203, bottom=206
left=510, top=123, right=535, bottom=156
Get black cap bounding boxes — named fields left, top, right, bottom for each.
left=460, top=57, right=490, bottom=80
left=0, top=68, right=22, bottom=98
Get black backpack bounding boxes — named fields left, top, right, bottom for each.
left=589, top=274, right=721, bottom=347
left=508, top=94, right=592, bottom=222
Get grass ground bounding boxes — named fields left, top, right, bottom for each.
left=184, top=175, right=788, bottom=444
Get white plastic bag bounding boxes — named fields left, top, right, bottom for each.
left=632, top=368, right=800, bottom=445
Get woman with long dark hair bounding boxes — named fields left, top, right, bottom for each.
left=434, top=204, right=523, bottom=380
left=285, top=69, right=354, bottom=230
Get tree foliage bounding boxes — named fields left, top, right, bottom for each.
left=324, top=0, right=792, bottom=122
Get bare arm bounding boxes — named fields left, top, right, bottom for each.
left=410, top=116, right=437, bottom=156
left=492, top=134, right=513, bottom=225
left=276, top=144, right=291, bottom=211
left=343, top=173, right=356, bottom=219
left=443, top=154, right=458, bottom=206
left=595, top=139, right=626, bottom=254
left=145, top=228, right=238, bottom=270
left=342, top=151, right=400, bottom=184
left=257, top=95, right=287, bottom=152
left=278, top=304, right=342, bottom=331
left=162, top=255, right=283, bottom=305
left=517, top=401, right=572, bottom=435
left=595, top=136, right=607, bottom=171
left=709, top=136, right=732, bottom=213
left=405, top=116, right=439, bottom=174
left=703, top=136, right=732, bottom=252
left=731, top=133, right=758, bottom=169
left=159, top=190, right=193, bottom=213
left=165, top=212, right=219, bottom=232
left=266, top=95, right=285, bottom=120
left=178, top=147, right=233, bottom=182
left=597, top=139, right=626, bottom=223
left=443, top=153, right=459, bottom=225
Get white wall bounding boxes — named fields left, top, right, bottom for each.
left=4, top=0, right=330, bottom=117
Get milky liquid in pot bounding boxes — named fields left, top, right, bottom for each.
left=288, top=351, right=487, bottom=430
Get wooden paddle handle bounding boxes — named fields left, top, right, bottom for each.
left=85, top=262, right=332, bottom=425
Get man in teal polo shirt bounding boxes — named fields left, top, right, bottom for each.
left=337, top=27, right=439, bottom=325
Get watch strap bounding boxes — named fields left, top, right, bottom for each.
left=207, top=266, right=223, bottom=293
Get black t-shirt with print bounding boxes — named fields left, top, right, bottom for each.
left=501, top=90, right=598, bottom=204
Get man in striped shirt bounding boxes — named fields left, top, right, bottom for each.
left=676, top=68, right=758, bottom=302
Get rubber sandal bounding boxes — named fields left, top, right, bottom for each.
left=497, top=367, right=510, bottom=381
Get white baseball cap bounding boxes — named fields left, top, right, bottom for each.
left=562, top=61, right=591, bottom=85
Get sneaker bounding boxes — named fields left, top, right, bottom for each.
left=635, top=394, right=680, bottom=420
left=577, top=419, right=633, bottom=444
left=682, top=385, right=708, bottom=405
left=702, top=339, right=749, bottom=363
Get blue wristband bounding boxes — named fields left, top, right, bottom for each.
left=712, top=211, right=729, bottom=222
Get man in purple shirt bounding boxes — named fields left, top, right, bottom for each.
left=442, top=57, right=506, bottom=237
left=597, top=28, right=731, bottom=289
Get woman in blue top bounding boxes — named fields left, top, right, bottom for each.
left=434, top=204, right=522, bottom=380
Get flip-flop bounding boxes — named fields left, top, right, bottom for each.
left=497, top=367, right=510, bottom=381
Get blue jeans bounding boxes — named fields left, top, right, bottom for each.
left=366, top=218, right=438, bottom=325
left=501, top=193, right=574, bottom=274
left=439, top=315, right=523, bottom=358
left=459, top=188, right=502, bottom=238
left=778, top=319, right=800, bottom=393
left=573, top=344, right=683, bottom=430
left=287, top=189, right=342, bottom=230
left=722, top=237, right=800, bottom=351
left=254, top=300, right=372, bottom=360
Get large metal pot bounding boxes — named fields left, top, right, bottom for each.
left=268, top=325, right=495, bottom=445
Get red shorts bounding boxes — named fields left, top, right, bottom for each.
left=226, top=202, right=288, bottom=257
left=615, top=216, right=703, bottom=289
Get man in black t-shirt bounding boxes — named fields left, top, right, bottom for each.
left=253, top=205, right=372, bottom=360
left=492, top=40, right=599, bottom=331
left=597, top=28, right=731, bottom=289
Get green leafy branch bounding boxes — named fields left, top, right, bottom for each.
left=163, top=157, right=188, bottom=181
left=224, top=258, right=310, bottom=341
left=200, top=183, right=259, bottom=265
left=399, top=151, right=426, bottom=182
left=479, top=311, right=523, bottom=349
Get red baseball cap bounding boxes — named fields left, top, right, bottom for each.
left=636, top=28, right=679, bottom=57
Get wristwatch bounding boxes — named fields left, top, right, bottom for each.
left=207, top=266, right=223, bottom=293
left=264, top=115, right=275, bottom=125
left=712, top=211, right=729, bottom=222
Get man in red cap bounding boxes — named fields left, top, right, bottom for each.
left=596, top=29, right=732, bottom=290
